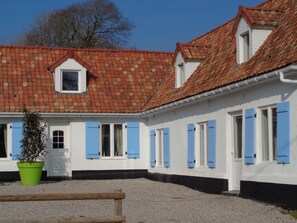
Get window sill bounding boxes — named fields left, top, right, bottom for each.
left=100, top=157, right=126, bottom=160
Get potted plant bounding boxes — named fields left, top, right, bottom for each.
left=17, top=109, right=47, bottom=186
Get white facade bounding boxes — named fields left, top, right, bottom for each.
left=148, top=68, right=297, bottom=190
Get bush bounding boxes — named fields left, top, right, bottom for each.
left=19, top=109, right=47, bottom=163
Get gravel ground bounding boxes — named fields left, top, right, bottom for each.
left=0, top=178, right=295, bottom=223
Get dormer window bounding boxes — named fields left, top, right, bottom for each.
left=174, top=43, right=208, bottom=88
left=49, top=57, right=87, bottom=94
left=235, top=7, right=283, bottom=64
left=177, top=63, right=186, bottom=86
left=62, top=70, right=79, bottom=92
left=241, top=32, right=250, bottom=62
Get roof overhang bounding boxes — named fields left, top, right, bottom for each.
left=141, top=64, right=297, bottom=116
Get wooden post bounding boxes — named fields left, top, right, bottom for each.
left=114, top=189, right=123, bottom=217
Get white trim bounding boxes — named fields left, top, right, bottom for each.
left=142, top=65, right=297, bottom=116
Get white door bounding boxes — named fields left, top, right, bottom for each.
left=232, top=115, right=243, bottom=190
left=47, top=125, right=70, bottom=177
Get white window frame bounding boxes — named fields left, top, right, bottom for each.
left=241, top=32, right=250, bottom=62
left=61, top=69, right=80, bottom=93
left=177, top=63, right=186, bottom=87
left=232, top=113, right=243, bottom=159
left=0, top=123, right=10, bottom=160
left=257, top=105, right=277, bottom=163
left=195, top=122, right=208, bottom=167
left=101, top=123, right=125, bottom=159
left=156, top=129, right=164, bottom=167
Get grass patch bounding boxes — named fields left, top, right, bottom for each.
left=281, top=210, right=297, bottom=219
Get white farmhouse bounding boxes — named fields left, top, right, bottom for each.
left=0, top=0, right=297, bottom=209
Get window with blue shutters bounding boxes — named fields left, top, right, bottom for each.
left=187, top=123, right=195, bottom=168
left=85, top=122, right=100, bottom=159
left=257, top=102, right=290, bottom=164
left=127, top=122, right=140, bottom=159
left=12, top=122, right=23, bottom=160
left=207, top=120, right=216, bottom=168
left=245, top=108, right=255, bottom=165
left=150, top=130, right=156, bottom=167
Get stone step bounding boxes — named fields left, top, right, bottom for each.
left=222, top=190, right=240, bottom=197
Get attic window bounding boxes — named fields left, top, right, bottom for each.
left=62, top=71, right=79, bottom=92
left=241, top=32, right=250, bottom=62
left=178, top=63, right=186, bottom=86
left=51, top=58, right=87, bottom=93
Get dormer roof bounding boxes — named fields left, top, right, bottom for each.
left=48, top=49, right=91, bottom=72
left=233, top=6, right=283, bottom=33
left=173, top=43, right=209, bottom=63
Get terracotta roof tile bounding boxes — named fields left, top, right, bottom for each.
left=0, top=46, right=172, bottom=113
left=232, top=6, right=283, bottom=33
left=174, top=43, right=210, bottom=62
left=143, top=0, right=297, bottom=111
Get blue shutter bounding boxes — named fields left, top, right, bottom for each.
left=277, top=102, right=290, bottom=164
left=12, top=122, right=23, bottom=160
left=127, top=122, right=140, bottom=159
left=187, top=123, right=195, bottom=168
left=244, top=108, right=255, bottom=164
left=207, top=120, right=216, bottom=168
left=163, top=128, right=170, bottom=168
left=150, top=130, right=156, bottom=167
left=85, top=122, right=100, bottom=159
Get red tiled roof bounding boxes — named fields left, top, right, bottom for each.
left=173, top=43, right=209, bottom=62
left=1, top=0, right=296, bottom=114
left=0, top=46, right=172, bottom=113
left=143, top=0, right=297, bottom=111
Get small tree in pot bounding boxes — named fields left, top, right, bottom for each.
left=17, top=109, right=47, bottom=185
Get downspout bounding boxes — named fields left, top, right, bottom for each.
left=278, top=65, right=297, bottom=83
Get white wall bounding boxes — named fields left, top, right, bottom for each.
left=0, top=117, right=149, bottom=174
left=251, top=29, right=272, bottom=55
left=148, top=76, right=297, bottom=187
left=70, top=118, right=148, bottom=171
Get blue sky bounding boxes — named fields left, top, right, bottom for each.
left=0, top=0, right=264, bottom=52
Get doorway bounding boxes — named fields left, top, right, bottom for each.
left=47, top=124, right=70, bottom=177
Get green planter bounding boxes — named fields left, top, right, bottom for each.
left=17, top=162, right=44, bottom=186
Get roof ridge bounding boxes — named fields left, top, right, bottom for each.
left=0, top=44, right=173, bottom=55
left=242, top=6, right=283, bottom=12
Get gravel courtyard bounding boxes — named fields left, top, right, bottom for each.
left=0, top=178, right=295, bottom=223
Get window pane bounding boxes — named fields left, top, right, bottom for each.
left=0, top=124, right=7, bottom=158
left=179, top=64, right=185, bottom=85
left=52, top=130, right=64, bottom=149
left=261, top=109, right=269, bottom=161
left=200, top=124, right=205, bottom=166
left=114, top=124, right=123, bottom=157
left=272, top=108, right=277, bottom=160
left=234, top=116, right=243, bottom=158
left=242, top=33, right=250, bottom=61
left=62, top=71, right=79, bottom=91
left=102, top=124, right=110, bottom=157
